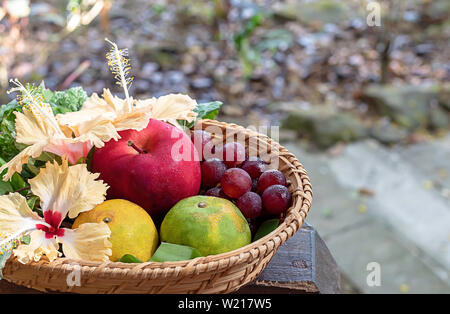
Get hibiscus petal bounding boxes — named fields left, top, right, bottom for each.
left=13, top=229, right=60, bottom=263
left=64, top=164, right=109, bottom=219
left=0, top=193, right=42, bottom=234
left=6, top=107, right=97, bottom=180
left=136, top=93, right=198, bottom=123
left=56, top=91, right=196, bottom=151
left=45, top=140, right=93, bottom=165
left=0, top=141, right=48, bottom=181
left=74, top=118, right=121, bottom=148
left=102, top=88, right=132, bottom=113
left=56, top=89, right=138, bottom=146
left=28, top=159, right=108, bottom=222
left=81, top=92, right=108, bottom=110
left=56, top=106, right=114, bottom=128
left=111, top=108, right=151, bottom=132
left=14, top=110, right=50, bottom=145
left=60, top=222, right=112, bottom=262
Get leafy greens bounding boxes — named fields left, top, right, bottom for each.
left=0, top=85, right=87, bottom=163
left=0, top=85, right=88, bottom=196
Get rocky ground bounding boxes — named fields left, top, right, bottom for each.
left=284, top=134, right=450, bottom=293
left=2, top=0, right=449, bottom=147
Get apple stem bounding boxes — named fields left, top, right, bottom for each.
left=128, top=140, right=146, bottom=154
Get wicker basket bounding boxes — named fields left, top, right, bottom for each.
left=2, top=119, right=312, bottom=294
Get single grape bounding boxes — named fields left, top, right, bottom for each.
left=257, top=169, right=287, bottom=193
left=218, top=188, right=233, bottom=201
left=221, top=168, right=252, bottom=198
left=205, top=187, right=221, bottom=197
left=205, top=187, right=232, bottom=201
left=219, top=142, right=246, bottom=168
left=191, top=130, right=214, bottom=161
left=241, top=157, right=267, bottom=179
left=261, top=185, right=292, bottom=215
left=247, top=218, right=259, bottom=237
left=236, top=191, right=262, bottom=219
left=201, top=158, right=227, bottom=188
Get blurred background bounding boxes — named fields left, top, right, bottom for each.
left=1, top=0, right=449, bottom=293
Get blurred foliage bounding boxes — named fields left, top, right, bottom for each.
left=0, top=0, right=448, bottom=140
left=233, top=8, right=293, bottom=78
left=233, top=12, right=265, bottom=77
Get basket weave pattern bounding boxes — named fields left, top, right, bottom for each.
left=3, top=119, right=312, bottom=294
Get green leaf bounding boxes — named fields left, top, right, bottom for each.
left=233, top=13, right=264, bottom=52
left=253, top=218, right=280, bottom=241
left=118, top=254, right=143, bottom=263
left=85, top=146, right=96, bottom=172
left=180, top=101, right=223, bottom=129
left=0, top=251, right=12, bottom=280
left=0, top=100, right=22, bottom=162
left=34, top=151, right=58, bottom=162
left=23, top=162, right=40, bottom=176
left=0, top=157, right=29, bottom=196
left=201, top=109, right=219, bottom=121
left=0, top=181, right=13, bottom=195
left=10, top=173, right=27, bottom=191
left=194, top=101, right=223, bottom=120
left=21, top=235, right=31, bottom=245
left=43, top=86, right=88, bottom=115
left=27, top=195, right=39, bottom=210
left=41, top=83, right=53, bottom=100
left=149, top=242, right=202, bottom=262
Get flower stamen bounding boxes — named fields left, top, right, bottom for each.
left=7, top=79, right=64, bottom=136
left=105, top=38, right=134, bottom=112
left=0, top=229, right=34, bottom=256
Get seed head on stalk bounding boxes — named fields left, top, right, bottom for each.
left=105, top=38, right=134, bottom=112
left=7, top=78, right=64, bottom=136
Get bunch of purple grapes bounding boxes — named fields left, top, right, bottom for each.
left=191, top=130, right=292, bottom=235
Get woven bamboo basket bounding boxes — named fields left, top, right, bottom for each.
left=2, top=119, right=312, bottom=294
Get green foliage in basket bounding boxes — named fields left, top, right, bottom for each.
left=43, top=86, right=88, bottom=114
left=253, top=218, right=280, bottom=241
left=0, top=157, right=31, bottom=196
left=0, top=84, right=87, bottom=164
left=150, top=242, right=203, bottom=262
left=179, top=101, right=223, bottom=129
left=0, top=100, right=23, bottom=162
left=0, top=85, right=88, bottom=197
left=117, top=243, right=203, bottom=263
left=119, top=254, right=143, bottom=263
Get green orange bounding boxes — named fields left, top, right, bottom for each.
left=160, top=196, right=251, bottom=256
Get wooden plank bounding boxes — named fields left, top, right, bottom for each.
left=0, top=279, right=40, bottom=294
left=0, top=223, right=340, bottom=294
left=237, top=222, right=341, bottom=294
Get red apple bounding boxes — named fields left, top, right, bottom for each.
left=91, top=119, right=201, bottom=219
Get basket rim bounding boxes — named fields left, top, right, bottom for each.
left=8, top=119, right=313, bottom=277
